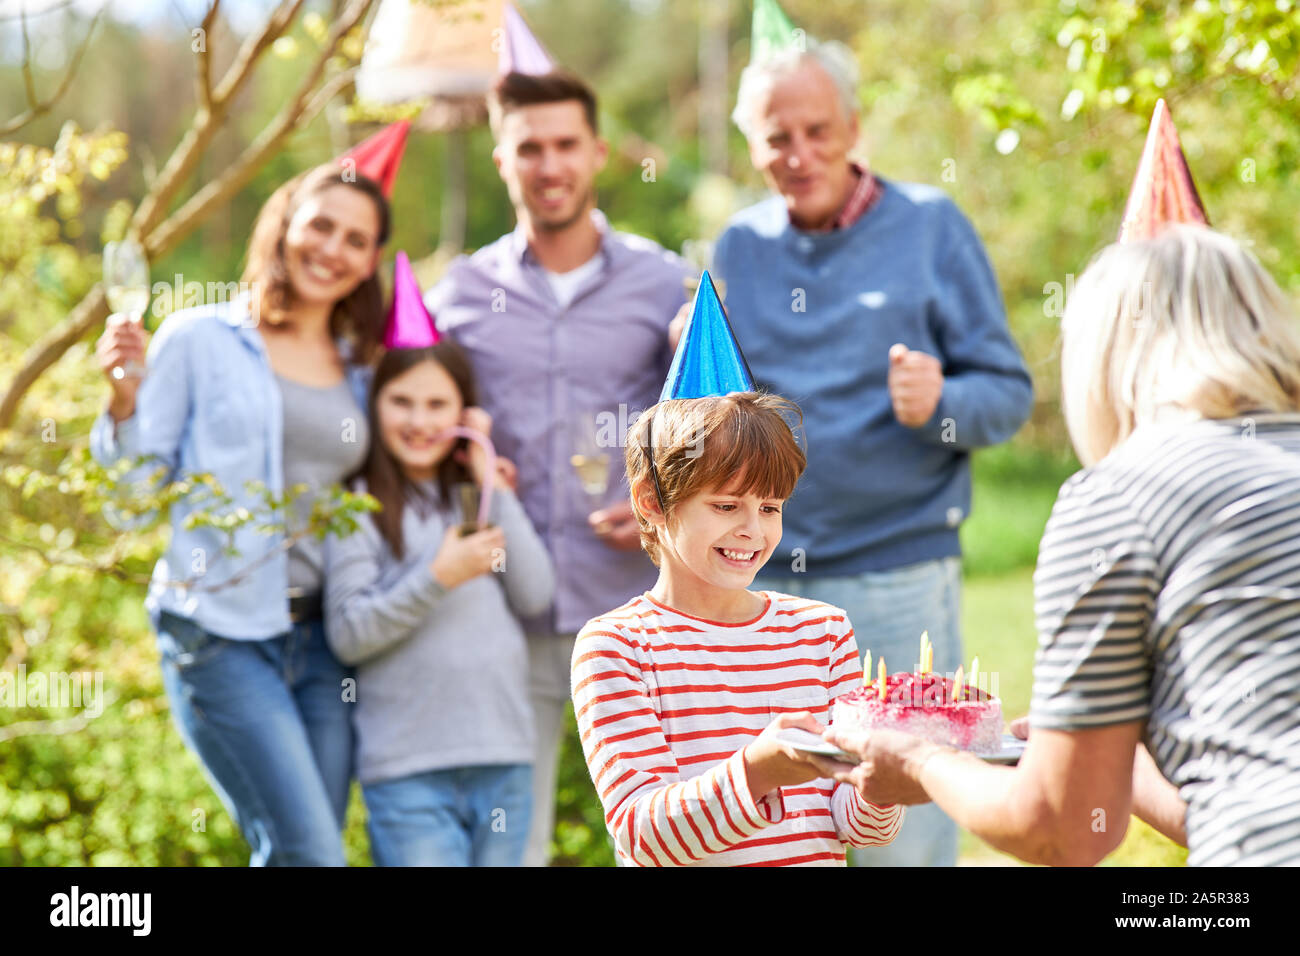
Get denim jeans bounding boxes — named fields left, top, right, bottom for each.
left=362, top=764, right=533, bottom=867
left=154, top=610, right=354, bottom=866
left=761, top=556, right=963, bottom=867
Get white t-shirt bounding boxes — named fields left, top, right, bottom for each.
left=544, top=255, right=603, bottom=308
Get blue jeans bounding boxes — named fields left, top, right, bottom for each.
left=154, top=610, right=354, bottom=866
left=363, top=764, right=533, bottom=867
left=761, top=556, right=963, bottom=867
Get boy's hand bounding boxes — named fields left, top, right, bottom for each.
left=742, top=712, right=828, bottom=802
left=430, top=524, right=506, bottom=589
left=589, top=500, right=642, bottom=551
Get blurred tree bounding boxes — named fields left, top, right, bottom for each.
left=0, top=0, right=377, bottom=429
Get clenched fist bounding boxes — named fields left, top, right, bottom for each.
left=887, top=343, right=944, bottom=428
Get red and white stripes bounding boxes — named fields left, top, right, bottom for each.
left=571, top=591, right=903, bottom=867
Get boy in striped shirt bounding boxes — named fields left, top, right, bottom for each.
left=571, top=392, right=903, bottom=866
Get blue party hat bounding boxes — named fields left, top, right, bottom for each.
left=659, top=271, right=756, bottom=402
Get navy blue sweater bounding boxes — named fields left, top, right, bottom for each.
left=713, top=178, right=1033, bottom=576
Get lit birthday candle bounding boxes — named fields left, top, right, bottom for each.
left=919, top=631, right=930, bottom=674
left=862, top=649, right=872, bottom=688
left=952, top=664, right=964, bottom=703
left=970, top=656, right=980, bottom=699
left=878, top=657, right=887, bottom=701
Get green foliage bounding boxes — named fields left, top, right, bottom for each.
left=551, top=704, right=616, bottom=867
left=0, top=124, right=126, bottom=344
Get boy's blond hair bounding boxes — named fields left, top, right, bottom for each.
left=624, top=392, right=806, bottom=565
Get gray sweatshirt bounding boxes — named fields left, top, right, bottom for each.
left=324, top=479, right=555, bottom=785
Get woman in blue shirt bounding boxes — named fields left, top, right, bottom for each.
left=92, top=164, right=389, bottom=865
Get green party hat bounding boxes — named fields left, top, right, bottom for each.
left=751, top=0, right=800, bottom=62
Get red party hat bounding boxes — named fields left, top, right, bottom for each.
left=384, top=251, right=440, bottom=349
left=1118, top=99, right=1209, bottom=243
left=339, top=120, right=411, bottom=199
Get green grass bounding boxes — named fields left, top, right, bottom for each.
left=960, top=442, right=1080, bottom=577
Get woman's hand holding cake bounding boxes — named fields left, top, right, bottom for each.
left=811, top=727, right=943, bottom=807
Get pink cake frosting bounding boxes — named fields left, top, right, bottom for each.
left=830, top=673, right=1002, bottom=755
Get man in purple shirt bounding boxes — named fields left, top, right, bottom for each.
left=425, top=69, right=690, bottom=866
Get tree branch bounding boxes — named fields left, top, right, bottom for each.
left=128, top=2, right=305, bottom=241
left=0, top=2, right=106, bottom=137
left=196, top=0, right=221, bottom=114
left=0, top=524, right=133, bottom=579
left=146, top=0, right=371, bottom=258
left=0, top=0, right=377, bottom=429
left=0, top=284, right=107, bottom=430
left=147, top=67, right=357, bottom=259
left=0, top=692, right=121, bottom=743
left=210, top=0, right=304, bottom=108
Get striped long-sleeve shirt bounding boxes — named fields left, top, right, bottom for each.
left=571, top=590, right=903, bottom=866
left=1031, top=415, right=1300, bottom=866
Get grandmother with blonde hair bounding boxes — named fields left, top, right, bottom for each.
left=811, top=225, right=1300, bottom=866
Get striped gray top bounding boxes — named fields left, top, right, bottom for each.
left=1030, top=414, right=1300, bottom=866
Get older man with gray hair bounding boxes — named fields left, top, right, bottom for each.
left=709, top=36, right=1034, bottom=867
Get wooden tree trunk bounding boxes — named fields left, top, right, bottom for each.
left=438, top=127, right=468, bottom=256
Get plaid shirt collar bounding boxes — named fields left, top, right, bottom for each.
left=833, top=162, right=882, bottom=230
left=788, top=162, right=882, bottom=232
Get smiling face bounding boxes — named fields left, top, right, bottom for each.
left=282, top=183, right=382, bottom=307
left=493, top=100, right=608, bottom=233
left=745, top=59, right=860, bottom=232
left=376, top=359, right=465, bottom=483
left=640, top=478, right=785, bottom=594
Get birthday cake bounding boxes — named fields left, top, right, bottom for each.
left=830, top=672, right=1003, bottom=755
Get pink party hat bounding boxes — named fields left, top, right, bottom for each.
left=1118, top=99, right=1209, bottom=243
left=339, top=120, right=411, bottom=199
left=384, top=251, right=440, bottom=349
left=498, top=1, right=554, bottom=75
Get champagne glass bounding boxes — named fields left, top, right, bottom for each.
left=569, top=410, right=613, bottom=508
left=103, top=238, right=150, bottom=380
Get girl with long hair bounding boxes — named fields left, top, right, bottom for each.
left=324, top=341, right=554, bottom=867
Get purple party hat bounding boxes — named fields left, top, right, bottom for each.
left=498, top=1, right=555, bottom=75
